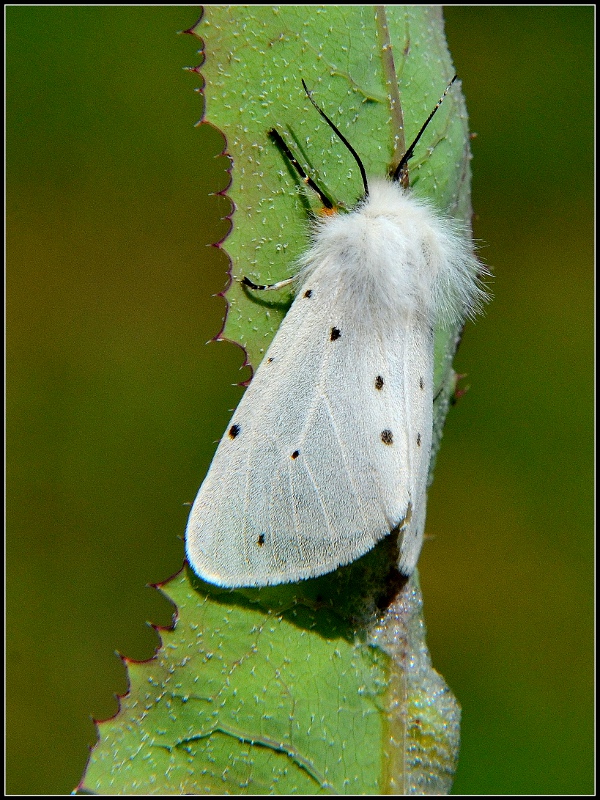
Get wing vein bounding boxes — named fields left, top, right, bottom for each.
left=401, top=316, right=415, bottom=501
left=241, top=420, right=260, bottom=569
left=303, top=456, right=337, bottom=549
left=288, top=455, right=306, bottom=565
left=321, top=394, right=372, bottom=534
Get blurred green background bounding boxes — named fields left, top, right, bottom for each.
left=7, top=6, right=593, bottom=795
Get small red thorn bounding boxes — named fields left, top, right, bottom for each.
left=452, top=373, right=471, bottom=404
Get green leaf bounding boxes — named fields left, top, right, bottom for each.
left=81, top=567, right=460, bottom=794
left=81, top=5, right=471, bottom=794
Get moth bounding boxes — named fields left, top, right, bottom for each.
left=186, top=77, right=487, bottom=587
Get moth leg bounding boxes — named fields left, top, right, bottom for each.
left=242, top=275, right=296, bottom=292
left=268, top=128, right=334, bottom=210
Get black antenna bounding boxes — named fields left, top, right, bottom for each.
left=302, top=79, right=369, bottom=197
left=392, top=75, right=458, bottom=182
left=268, top=128, right=334, bottom=209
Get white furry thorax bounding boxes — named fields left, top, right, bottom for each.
left=297, top=178, right=485, bottom=331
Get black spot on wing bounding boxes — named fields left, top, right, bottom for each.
left=229, top=424, right=241, bottom=439
left=417, top=432, right=421, bottom=447
left=381, top=430, right=393, bottom=445
left=375, top=375, right=384, bottom=390
left=330, top=327, right=341, bottom=341
left=257, top=533, right=265, bottom=546
left=291, top=450, right=300, bottom=459
left=304, top=289, right=313, bottom=298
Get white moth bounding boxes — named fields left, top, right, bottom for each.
left=186, top=78, right=486, bottom=587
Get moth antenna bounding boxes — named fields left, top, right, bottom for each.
left=393, top=75, right=458, bottom=182
left=302, top=79, right=369, bottom=197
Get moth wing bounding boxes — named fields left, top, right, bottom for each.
left=299, top=299, right=434, bottom=580
left=391, top=314, right=434, bottom=576
left=186, top=274, right=433, bottom=587
left=185, top=278, right=339, bottom=586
